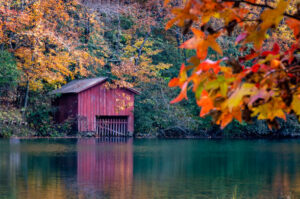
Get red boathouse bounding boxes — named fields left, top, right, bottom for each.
left=50, top=77, right=139, bottom=136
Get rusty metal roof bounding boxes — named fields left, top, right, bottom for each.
left=49, top=77, right=140, bottom=95
left=49, top=77, right=107, bottom=94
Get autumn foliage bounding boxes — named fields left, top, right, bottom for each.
left=166, top=0, right=300, bottom=129
left=0, top=0, right=103, bottom=90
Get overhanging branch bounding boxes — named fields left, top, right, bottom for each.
left=222, top=0, right=300, bottom=21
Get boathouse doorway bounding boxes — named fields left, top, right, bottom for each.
left=96, top=116, right=128, bottom=137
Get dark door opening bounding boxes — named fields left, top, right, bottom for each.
left=96, top=116, right=128, bottom=137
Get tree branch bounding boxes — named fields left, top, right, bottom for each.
left=223, top=0, right=300, bottom=21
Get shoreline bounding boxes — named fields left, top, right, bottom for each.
left=2, top=134, right=300, bottom=140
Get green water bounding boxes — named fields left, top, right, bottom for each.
left=0, top=138, right=300, bottom=199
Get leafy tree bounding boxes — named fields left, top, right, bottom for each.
left=0, top=0, right=103, bottom=90
left=0, top=50, right=19, bottom=95
left=166, top=0, right=300, bottom=129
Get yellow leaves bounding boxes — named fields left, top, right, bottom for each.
left=115, top=33, right=171, bottom=87
left=0, top=0, right=104, bottom=90
left=226, top=83, right=255, bottom=111
left=180, top=28, right=222, bottom=60
left=246, top=0, right=290, bottom=49
left=251, top=98, right=287, bottom=121
left=29, top=80, right=44, bottom=91
left=246, top=29, right=268, bottom=49
left=260, top=0, right=290, bottom=31
left=156, top=63, right=172, bottom=70
left=291, top=94, right=300, bottom=117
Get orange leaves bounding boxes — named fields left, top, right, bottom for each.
left=260, top=0, right=290, bottom=31
left=245, top=0, right=290, bottom=49
left=196, top=59, right=221, bottom=74
left=165, top=0, right=198, bottom=30
left=170, top=82, right=188, bottom=104
left=197, top=90, right=214, bottom=117
left=217, top=107, right=242, bottom=129
left=169, top=64, right=188, bottom=88
left=169, top=64, right=189, bottom=104
left=180, top=28, right=222, bottom=60
left=166, top=0, right=300, bottom=129
left=169, top=42, right=299, bottom=129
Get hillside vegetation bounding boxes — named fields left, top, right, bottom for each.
left=0, top=0, right=299, bottom=137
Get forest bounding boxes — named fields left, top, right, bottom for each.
left=0, top=0, right=299, bottom=138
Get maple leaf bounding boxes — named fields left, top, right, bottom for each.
left=170, top=82, right=188, bottom=104
left=246, top=0, right=290, bottom=49
left=226, top=83, right=256, bottom=111
left=260, top=0, right=290, bottom=31
left=165, top=0, right=198, bottom=30
left=261, top=43, right=280, bottom=57
left=196, top=59, right=221, bottom=74
left=197, top=90, right=214, bottom=117
left=286, top=18, right=300, bottom=39
left=180, top=28, right=222, bottom=59
left=166, top=0, right=300, bottom=129
left=291, top=94, right=300, bottom=119
left=251, top=98, right=286, bottom=121
left=205, top=75, right=235, bottom=97
left=170, top=64, right=190, bottom=104
left=169, top=64, right=188, bottom=87
left=246, top=29, right=268, bottom=49
left=216, top=107, right=242, bottom=129
left=249, top=88, right=274, bottom=106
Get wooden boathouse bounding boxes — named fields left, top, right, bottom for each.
left=50, top=77, right=139, bottom=136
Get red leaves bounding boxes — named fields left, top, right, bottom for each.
left=196, top=59, right=221, bottom=74
left=261, top=43, right=280, bottom=57
left=251, top=64, right=260, bottom=73
left=166, top=0, right=300, bottom=129
left=286, top=18, right=300, bottom=39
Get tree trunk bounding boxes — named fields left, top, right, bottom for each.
left=22, top=80, right=29, bottom=118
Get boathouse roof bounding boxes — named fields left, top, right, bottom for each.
left=49, top=77, right=140, bottom=95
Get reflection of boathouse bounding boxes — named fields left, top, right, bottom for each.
left=50, top=78, right=139, bottom=136
left=77, top=138, right=133, bottom=199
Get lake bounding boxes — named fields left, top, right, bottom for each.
left=0, top=138, right=300, bottom=199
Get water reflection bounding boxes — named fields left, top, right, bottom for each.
left=132, top=140, right=300, bottom=199
left=0, top=139, right=300, bottom=198
left=77, top=138, right=133, bottom=199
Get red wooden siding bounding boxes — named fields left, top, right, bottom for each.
left=54, top=94, right=78, bottom=123
left=77, top=83, right=135, bottom=133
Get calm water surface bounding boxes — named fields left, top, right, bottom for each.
left=0, top=138, right=300, bottom=199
